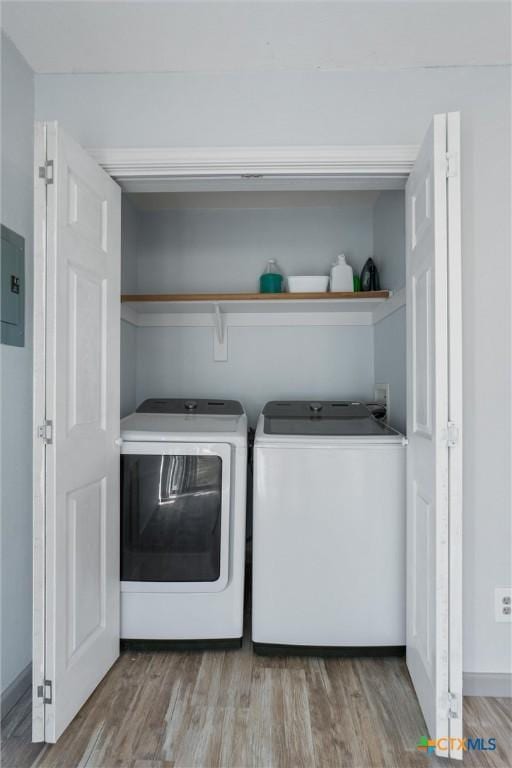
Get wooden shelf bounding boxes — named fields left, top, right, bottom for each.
left=121, top=290, right=394, bottom=320
left=121, top=291, right=390, bottom=303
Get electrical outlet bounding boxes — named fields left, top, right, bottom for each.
left=494, top=587, right=512, bottom=622
left=374, top=383, right=390, bottom=421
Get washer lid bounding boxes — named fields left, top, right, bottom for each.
left=136, top=398, right=244, bottom=416
left=262, top=400, right=398, bottom=436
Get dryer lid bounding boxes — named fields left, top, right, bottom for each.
left=262, top=400, right=398, bottom=436
left=136, top=398, right=244, bottom=416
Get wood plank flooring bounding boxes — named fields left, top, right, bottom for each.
left=2, top=639, right=511, bottom=768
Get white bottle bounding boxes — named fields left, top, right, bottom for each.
left=330, top=254, right=353, bottom=292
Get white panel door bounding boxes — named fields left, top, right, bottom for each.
left=33, top=122, right=121, bottom=743
left=406, top=113, right=462, bottom=759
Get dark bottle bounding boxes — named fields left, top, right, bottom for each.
left=360, top=257, right=380, bottom=292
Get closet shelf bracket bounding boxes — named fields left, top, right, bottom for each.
left=212, top=303, right=228, bottom=362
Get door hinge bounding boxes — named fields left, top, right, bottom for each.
left=447, top=420, right=459, bottom=447
left=448, top=691, right=460, bottom=719
left=37, top=679, right=52, bottom=704
left=445, top=152, right=458, bottom=179
left=38, top=420, right=53, bottom=444
left=38, top=160, right=54, bottom=184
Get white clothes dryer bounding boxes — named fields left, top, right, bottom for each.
left=120, top=398, right=247, bottom=645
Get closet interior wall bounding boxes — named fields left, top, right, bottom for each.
left=120, top=195, right=138, bottom=418
left=120, top=190, right=406, bottom=429
left=373, top=191, right=406, bottom=434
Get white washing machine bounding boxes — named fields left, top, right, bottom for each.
left=252, top=400, right=406, bottom=653
left=120, top=398, right=247, bottom=644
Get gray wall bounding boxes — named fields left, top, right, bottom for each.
left=127, top=197, right=378, bottom=425
left=373, top=191, right=406, bottom=434
left=1, top=34, right=34, bottom=695
left=135, top=325, right=375, bottom=427
left=31, top=62, right=512, bottom=676
left=134, top=202, right=374, bottom=293
left=120, top=196, right=138, bottom=417
left=373, top=191, right=406, bottom=292
left=374, top=308, right=406, bottom=436
left=121, top=322, right=137, bottom=418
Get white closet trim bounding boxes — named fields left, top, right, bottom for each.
left=89, top=145, right=418, bottom=182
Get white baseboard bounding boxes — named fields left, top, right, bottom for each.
left=464, top=672, right=512, bottom=698
left=1, top=662, right=32, bottom=720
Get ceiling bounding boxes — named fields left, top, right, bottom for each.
left=2, top=1, right=510, bottom=75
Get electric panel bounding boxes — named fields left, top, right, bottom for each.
left=1, top=224, right=25, bottom=347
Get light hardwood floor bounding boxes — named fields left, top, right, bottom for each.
left=2, top=638, right=511, bottom=768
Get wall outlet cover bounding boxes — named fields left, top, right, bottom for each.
left=374, top=382, right=390, bottom=421
left=494, top=587, right=512, bottom=622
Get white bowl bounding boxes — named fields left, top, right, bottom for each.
left=287, top=275, right=330, bottom=293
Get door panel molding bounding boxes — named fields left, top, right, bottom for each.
left=446, top=110, right=463, bottom=752
left=32, top=121, right=121, bottom=744
left=32, top=122, right=47, bottom=744
left=406, top=112, right=463, bottom=760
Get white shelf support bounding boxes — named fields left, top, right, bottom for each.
left=212, top=303, right=228, bottom=361
left=371, top=286, right=405, bottom=324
